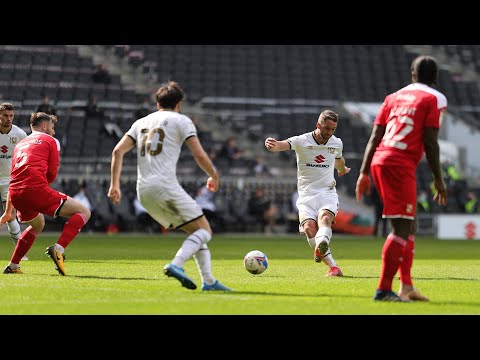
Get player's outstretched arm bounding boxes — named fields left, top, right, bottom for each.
left=0, top=196, right=13, bottom=226
left=335, top=157, right=351, bottom=176
left=109, top=135, right=135, bottom=204
left=356, top=125, right=384, bottom=202
left=355, top=173, right=370, bottom=202
left=264, top=137, right=290, bottom=152
left=424, top=126, right=447, bottom=206
left=186, top=136, right=220, bottom=192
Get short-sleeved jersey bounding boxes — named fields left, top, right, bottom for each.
left=9, top=131, right=61, bottom=190
left=287, top=132, right=343, bottom=198
left=372, top=82, right=447, bottom=170
left=126, top=110, right=197, bottom=189
left=0, top=125, right=27, bottom=185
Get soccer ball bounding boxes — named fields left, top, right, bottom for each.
left=243, top=250, right=268, bottom=275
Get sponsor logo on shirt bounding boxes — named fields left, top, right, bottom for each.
left=306, top=154, right=330, bottom=167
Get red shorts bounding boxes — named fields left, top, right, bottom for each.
left=370, top=164, right=417, bottom=220
left=10, top=187, right=68, bottom=222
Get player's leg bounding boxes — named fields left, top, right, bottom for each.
left=1, top=184, right=28, bottom=259
left=4, top=213, right=45, bottom=274
left=56, top=196, right=91, bottom=247
left=5, top=205, right=20, bottom=244
left=297, top=202, right=322, bottom=255
left=303, top=216, right=342, bottom=276
left=371, top=165, right=411, bottom=301
left=140, top=185, right=230, bottom=290
left=310, top=190, right=343, bottom=276
left=180, top=217, right=231, bottom=291
left=304, top=217, right=335, bottom=265
left=398, top=219, right=428, bottom=301
left=139, top=186, right=200, bottom=289
left=298, top=198, right=341, bottom=275
left=45, top=193, right=91, bottom=276
left=314, top=210, right=343, bottom=276
left=300, top=218, right=317, bottom=249
left=2, top=198, right=28, bottom=260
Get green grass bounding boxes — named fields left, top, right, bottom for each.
left=0, top=233, right=479, bottom=315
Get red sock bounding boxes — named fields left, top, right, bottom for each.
left=399, top=235, right=415, bottom=286
left=11, top=226, right=38, bottom=264
left=58, top=213, right=87, bottom=249
left=377, top=234, right=407, bottom=291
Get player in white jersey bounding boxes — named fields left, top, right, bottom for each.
left=108, top=81, right=231, bottom=291
left=265, top=110, right=351, bottom=277
left=0, top=103, right=28, bottom=260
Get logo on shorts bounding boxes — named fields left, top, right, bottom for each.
left=406, top=203, right=413, bottom=213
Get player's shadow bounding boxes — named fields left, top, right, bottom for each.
left=47, top=274, right=159, bottom=281
left=213, top=291, right=369, bottom=299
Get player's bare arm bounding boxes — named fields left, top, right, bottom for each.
left=186, top=136, right=220, bottom=192
left=335, top=157, right=351, bottom=176
left=0, top=195, right=13, bottom=225
left=424, top=125, right=447, bottom=206
left=264, top=137, right=290, bottom=152
left=356, top=124, right=385, bottom=202
left=108, top=135, right=135, bottom=204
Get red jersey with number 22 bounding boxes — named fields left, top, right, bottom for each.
left=371, top=82, right=447, bottom=171
left=9, top=131, right=61, bottom=190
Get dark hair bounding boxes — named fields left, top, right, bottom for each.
left=318, top=109, right=339, bottom=124
left=155, top=80, right=184, bottom=109
left=30, top=112, right=57, bottom=127
left=411, top=55, right=438, bottom=86
left=0, top=102, right=15, bottom=111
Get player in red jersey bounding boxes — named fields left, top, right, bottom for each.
left=355, top=55, right=447, bottom=302
left=0, top=112, right=91, bottom=275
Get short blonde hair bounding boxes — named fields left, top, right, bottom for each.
left=318, top=110, right=339, bottom=124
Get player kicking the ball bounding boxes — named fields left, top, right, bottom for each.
left=265, top=110, right=351, bottom=277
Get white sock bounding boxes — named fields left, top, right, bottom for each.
left=315, top=227, right=337, bottom=267
left=55, top=243, right=65, bottom=253
left=193, top=244, right=216, bottom=285
left=8, top=262, right=20, bottom=270
left=307, top=237, right=316, bottom=249
left=7, top=219, right=21, bottom=244
left=172, top=228, right=211, bottom=268
left=315, top=226, right=332, bottom=246
left=322, top=251, right=338, bottom=268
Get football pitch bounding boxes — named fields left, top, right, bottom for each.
left=0, top=232, right=479, bottom=315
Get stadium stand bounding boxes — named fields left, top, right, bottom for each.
left=1, top=44, right=479, bottom=233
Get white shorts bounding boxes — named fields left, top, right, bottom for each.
left=0, top=182, right=9, bottom=203
left=138, top=183, right=203, bottom=229
left=296, top=188, right=339, bottom=225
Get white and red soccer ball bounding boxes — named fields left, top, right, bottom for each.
left=243, top=250, right=268, bottom=275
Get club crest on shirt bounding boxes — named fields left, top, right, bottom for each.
left=328, top=147, right=335, bottom=154
left=10, top=137, right=17, bottom=144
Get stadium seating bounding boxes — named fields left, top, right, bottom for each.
left=2, top=44, right=479, bottom=233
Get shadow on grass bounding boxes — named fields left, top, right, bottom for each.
left=46, top=274, right=160, bottom=281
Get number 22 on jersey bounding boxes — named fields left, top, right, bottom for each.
left=383, top=115, right=413, bottom=150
